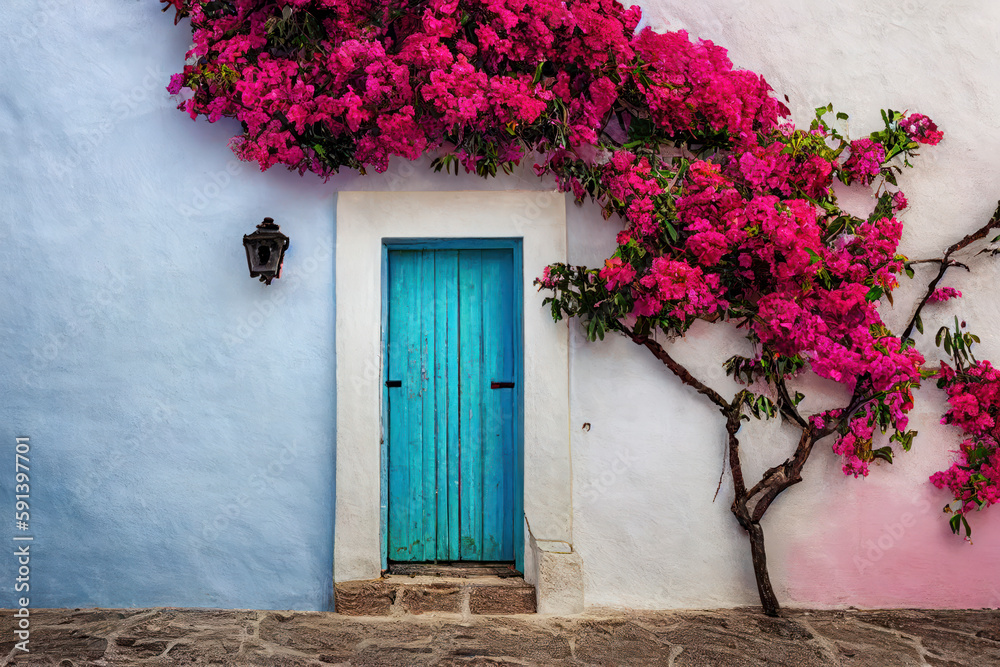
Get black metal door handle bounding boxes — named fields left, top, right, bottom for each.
left=385, top=380, right=402, bottom=388
left=491, top=381, right=515, bottom=389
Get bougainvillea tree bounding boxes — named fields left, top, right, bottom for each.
left=162, top=0, right=1000, bottom=615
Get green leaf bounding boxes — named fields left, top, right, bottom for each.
left=532, top=60, right=546, bottom=85
left=915, top=313, right=923, bottom=335
left=872, top=446, right=894, bottom=464
left=891, top=429, right=917, bottom=452
left=866, top=286, right=884, bottom=302
left=836, top=112, right=849, bottom=120
left=949, top=514, right=972, bottom=538
left=815, top=104, right=833, bottom=118
left=664, top=221, right=679, bottom=243
left=825, top=216, right=848, bottom=239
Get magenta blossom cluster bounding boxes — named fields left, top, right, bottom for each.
left=165, top=0, right=942, bottom=496
left=931, top=360, right=1000, bottom=520
left=900, top=113, right=944, bottom=146
left=167, top=0, right=782, bottom=176
left=893, top=190, right=908, bottom=211
left=843, top=138, right=886, bottom=185
left=927, top=286, right=963, bottom=303
left=589, top=117, right=924, bottom=477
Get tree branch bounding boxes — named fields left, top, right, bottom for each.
left=901, top=259, right=954, bottom=341
left=746, top=427, right=817, bottom=522
left=712, top=436, right=729, bottom=502
left=726, top=409, right=749, bottom=520
left=618, top=322, right=744, bottom=516
left=902, top=201, right=1000, bottom=341
left=775, top=378, right=808, bottom=429
left=820, top=385, right=882, bottom=440
left=622, top=327, right=731, bottom=411
left=945, top=201, right=1000, bottom=256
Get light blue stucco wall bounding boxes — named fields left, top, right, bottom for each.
left=0, top=0, right=553, bottom=612
left=0, top=2, right=338, bottom=610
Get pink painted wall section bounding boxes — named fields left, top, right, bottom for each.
left=786, top=483, right=1000, bottom=609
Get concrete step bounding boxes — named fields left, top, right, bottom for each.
left=335, top=575, right=536, bottom=616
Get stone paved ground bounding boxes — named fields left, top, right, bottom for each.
left=1, top=607, right=998, bottom=666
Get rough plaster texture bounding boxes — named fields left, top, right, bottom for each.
left=0, top=2, right=338, bottom=610
left=566, top=0, right=1000, bottom=611
left=529, top=536, right=585, bottom=615
left=1, top=0, right=999, bottom=611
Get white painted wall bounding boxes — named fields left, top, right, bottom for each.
left=1, top=0, right=998, bottom=610
left=333, top=190, right=570, bottom=586
left=569, top=0, right=1000, bottom=609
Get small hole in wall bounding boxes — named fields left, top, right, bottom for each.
left=582, top=423, right=591, bottom=431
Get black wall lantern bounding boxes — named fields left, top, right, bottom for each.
left=243, top=217, right=290, bottom=285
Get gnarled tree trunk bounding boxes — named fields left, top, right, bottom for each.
left=746, top=520, right=780, bottom=616
left=628, top=329, right=825, bottom=617
left=728, top=421, right=817, bottom=616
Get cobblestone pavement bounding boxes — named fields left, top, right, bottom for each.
left=1, top=607, right=998, bottom=666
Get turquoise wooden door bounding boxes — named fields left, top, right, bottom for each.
left=385, top=244, right=520, bottom=563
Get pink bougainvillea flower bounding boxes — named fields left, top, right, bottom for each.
left=166, top=72, right=185, bottom=95
left=931, top=359, right=1000, bottom=522
left=928, top=287, right=963, bottom=303
left=892, top=190, right=908, bottom=211
left=599, top=256, right=636, bottom=291
left=843, top=137, right=886, bottom=184
left=166, top=0, right=946, bottom=504
left=900, top=113, right=944, bottom=146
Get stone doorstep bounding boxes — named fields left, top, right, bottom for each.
left=335, top=575, right=536, bottom=617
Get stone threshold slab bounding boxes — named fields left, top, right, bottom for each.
left=335, top=576, right=537, bottom=616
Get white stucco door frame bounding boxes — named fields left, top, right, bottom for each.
left=334, top=190, right=583, bottom=613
